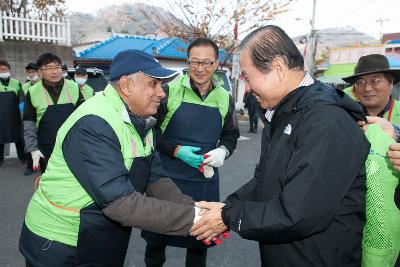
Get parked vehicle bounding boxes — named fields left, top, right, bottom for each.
left=67, top=67, right=108, bottom=92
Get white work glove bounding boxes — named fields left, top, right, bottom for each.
left=31, top=150, right=44, bottom=171
left=203, top=147, right=227, bottom=167
left=203, top=165, right=215, bottom=179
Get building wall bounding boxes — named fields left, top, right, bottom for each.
left=0, top=41, right=73, bottom=82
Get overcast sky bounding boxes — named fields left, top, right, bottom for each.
left=66, top=0, right=400, bottom=39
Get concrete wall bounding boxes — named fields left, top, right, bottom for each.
left=0, top=41, right=73, bottom=82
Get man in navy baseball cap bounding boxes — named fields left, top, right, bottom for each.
left=19, top=50, right=199, bottom=267
left=108, top=49, right=178, bottom=115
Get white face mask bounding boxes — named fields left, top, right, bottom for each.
left=75, top=77, right=87, bottom=85
left=0, top=72, right=11, bottom=79
left=29, top=75, right=39, bottom=82
left=63, top=73, right=68, bottom=78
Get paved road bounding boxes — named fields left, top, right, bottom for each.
left=0, top=121, right=263, bottom=267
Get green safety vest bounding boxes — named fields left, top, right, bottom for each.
left=24, top=84, right=154, bottom=246
left=28, top=79, right=80, bottom=127
left=22, top=81, right=38, bottom=96
left=0, top=77, right=20, bottom=96
left=79, top=84, right=94, bottom=100
left=382, top=99, right=400, bottom=126
left=160, top=73, right=230, bottom=132
left=362, top=124, right=400, bottom=267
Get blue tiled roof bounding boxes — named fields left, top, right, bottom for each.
left=386, top=53, right=400, bottom=68
left=78, top=36, right=226, bottom=62
left=387, top=39, right=400, bottom=45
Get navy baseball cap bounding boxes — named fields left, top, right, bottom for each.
left=25, top=63, right=38, bottom=70
left=109, top=49, right=178, bottom=81
left=75, top=67, right=87, bottom=75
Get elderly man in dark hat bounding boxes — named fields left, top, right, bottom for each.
left=19, top=49, right=202, bottom=267
left=74, top=67, right=94, bottom=100
left=345, top=54, right=400, bottom=266
left=343, top=54, right=400, bottom=123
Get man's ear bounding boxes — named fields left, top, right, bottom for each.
left=272, top=57, right=286, bottom=82
left=119, top=76, right=131, bottom=96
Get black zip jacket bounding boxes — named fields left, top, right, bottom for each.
left=222, top=81, right=370, bottom=267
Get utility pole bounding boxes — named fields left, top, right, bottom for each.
left=231, top=0, right=241, bottom=104
left=305, top=0, right=317, bottom=76
left=376, top=17, right=389, bottom=42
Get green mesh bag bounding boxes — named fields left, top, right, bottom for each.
left=362, top=124, right=400, bottom=267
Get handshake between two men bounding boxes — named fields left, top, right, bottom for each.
left=190, top=201, right=228, bottom=244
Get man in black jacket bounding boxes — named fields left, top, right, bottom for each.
left=191, top=25, right=370, bottom=267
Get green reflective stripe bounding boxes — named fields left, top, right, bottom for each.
left=80, top=84, right=94, bottom=100
left=0, top=78, right=19, bottom=96
left=29, top=79, right=80, bottom=127
left=160, top=74, right=229, bottom=132
left=25, top=84, right=153, bottom=246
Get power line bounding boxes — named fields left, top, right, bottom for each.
left=335, top=0, right=378, bottom=21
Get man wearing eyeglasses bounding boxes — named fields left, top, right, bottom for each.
left=343, top=54, right=400, bottom=266
left=142, top=37, right=240, bottom=267
left=343, top=54, right=400, bottom=125
left=23, top=53, right=84, bottom=173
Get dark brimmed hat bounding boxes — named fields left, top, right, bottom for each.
left=342, top=54, right=400, bottom=84
left=109, top=49, right=178, bottom=81
left=62, top=63, right=68, bottom=70
left=25, top=63, right=37, bottom=70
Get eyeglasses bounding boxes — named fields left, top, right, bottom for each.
left=354, top=77, right=385, bottom=88
left=40, top=66, right=62, bottom=72
left=188, top=60, right=216, bottom=69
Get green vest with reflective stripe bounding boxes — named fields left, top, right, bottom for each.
left=29, top=79, right=80, bottom=127
left=0, top=78, right=20, bottom=96
left=22, top=81, right=35, bottom=96
left=24, top=84, right=154, bottom=246
left=80, top=84, right=94, bottom=100
left=383, top=99, right=400, bottom=126
left=160, top=74, right=230, bottom=132
left=362, top=124, right=400, bottom=266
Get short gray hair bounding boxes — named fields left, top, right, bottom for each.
left=110, top=72, right=141, bottom=88
left=239, top=25, right=304, bottom=73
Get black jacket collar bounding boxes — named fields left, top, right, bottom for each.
left=273, top=80, right=366, bottom=123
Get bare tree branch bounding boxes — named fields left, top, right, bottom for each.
left=137, top=0, right=294, bottom=57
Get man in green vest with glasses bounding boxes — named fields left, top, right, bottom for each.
left=23, top=53, right=85, bottom=173
left=19, top=49, right=203, bottom=267
left=343, top=54, right=400, bottom=266
left=142, top=37, right=240, bottom=267
left=0, top=59, right=26, bottom=170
